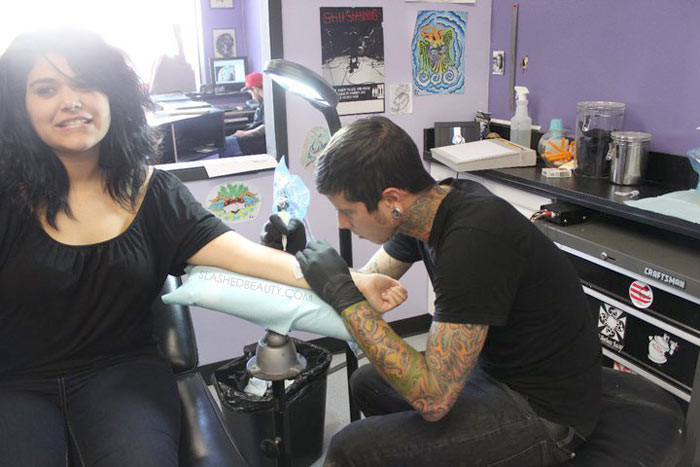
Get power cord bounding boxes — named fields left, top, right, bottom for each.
left=529, top=208, right=552, bottom=223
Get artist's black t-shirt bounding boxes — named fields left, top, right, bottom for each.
left=384, top=178, right=601, bottom=435
left=0, top=169, right=230, bottom=379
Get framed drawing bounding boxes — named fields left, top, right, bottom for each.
left=210, top=0, right=234, bottom=8
left=434, top=121, right=480, bottom=147
left=492, top=51, right=505, bottom=75
left=213, top=28, right=237, bottom=58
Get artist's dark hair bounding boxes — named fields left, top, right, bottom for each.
left=315, top=116, right=435, bottom=212
left=0, top=28, right=156, bottom=227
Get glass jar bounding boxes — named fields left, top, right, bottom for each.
left=574, top=101, right=625, bottom=178
left=538, top=118, right=574, bottom=167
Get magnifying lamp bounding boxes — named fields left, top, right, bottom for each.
left=263, top=58, right=361, bottom=422
left=264, top=59, right=341, bottom=135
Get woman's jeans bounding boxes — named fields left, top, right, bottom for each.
left=0, top=354, right=181, bottom=467
left=325, top=364, right=585, bottom=467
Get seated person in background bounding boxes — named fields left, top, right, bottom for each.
left=0, top=30, right=404, bottom=467
left=282, top=116, right=602, bottom=466
left=222, top=71, right=266, bottom=157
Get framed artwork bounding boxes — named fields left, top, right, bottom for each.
left=210, top=0, right=233, bottom=8
left=492, top=50, right=505, bottom=75
left=434, top=121, right=480, bottom=147
left=320, top=7, right=386, bottom=116
left=411, top=10, right=468, bottom=95
left=213, top=28, right=237, bottom=58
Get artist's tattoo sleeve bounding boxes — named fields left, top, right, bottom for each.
left=359, top=247, right=412, bottom=279
left=342, top=302, right=488, bottom=421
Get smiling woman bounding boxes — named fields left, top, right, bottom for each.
left=0, top=28, right=188, bottom=466
left=0, top=29, right=155, bottom=228
left=25, top=54, right=112, bottom=162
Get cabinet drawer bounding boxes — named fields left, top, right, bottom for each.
left=586, top=286, right=697, bottom=401
left=568, top=252, right=700, bottom=335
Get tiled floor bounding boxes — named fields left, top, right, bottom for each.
left=209, top=332, right=428, bottom=466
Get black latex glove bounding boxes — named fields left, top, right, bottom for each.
left=260, top=214, right=307, bottom=255
left=295, top=240, right=364, bottom=314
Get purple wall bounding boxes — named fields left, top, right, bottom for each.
left=488, top=1, right=700, bottom=156
left=199, top=0, right=247, bottom=83
left=242, top=0, right=263, bottom=74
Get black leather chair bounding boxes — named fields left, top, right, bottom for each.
left=568, top=367, right=685, bottom=466
left=152, top=276, right=248, bottom=467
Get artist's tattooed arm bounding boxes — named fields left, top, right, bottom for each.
left=358, top=246, right=412, bottom=279
left=341, top=302, right=488, bottom=422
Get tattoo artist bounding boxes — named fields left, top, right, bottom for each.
left=265, top=116, right=601, bottom=466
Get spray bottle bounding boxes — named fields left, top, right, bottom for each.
left=510, top=86, right=532, bottom=148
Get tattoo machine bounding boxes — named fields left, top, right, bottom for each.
left=272, top=157, right=312, bottom=250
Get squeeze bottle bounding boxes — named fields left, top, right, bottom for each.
left=510, top=86, right=532, bottom=148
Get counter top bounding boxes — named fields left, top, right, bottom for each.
left=157, top=154, right=277, bottom=182
left=472, top=166, right=700, bottom=241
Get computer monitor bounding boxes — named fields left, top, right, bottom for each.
left=211, top=57, right=247, bottom=92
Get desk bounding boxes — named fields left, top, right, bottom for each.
left=223, top=109, right=256, bottom=134
left=186, top=92, right=257, bottom=134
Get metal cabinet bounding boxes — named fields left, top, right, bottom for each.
left=538, top=218, right=700, bottom=406
left=537, top=217, right=700, bottom=464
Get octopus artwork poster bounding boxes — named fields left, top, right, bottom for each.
left=206, top=182, right=261, bottom=224
left=411, top=10, right=467, bottom=95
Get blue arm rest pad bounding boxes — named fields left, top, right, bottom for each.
left=161, top=265, right=354, bottom=341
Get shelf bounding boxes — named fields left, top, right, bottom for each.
left=473, top=166, right=700, bottom=241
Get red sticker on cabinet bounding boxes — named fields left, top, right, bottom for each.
left=629, top=281, right=653, bottom=309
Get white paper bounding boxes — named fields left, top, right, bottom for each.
left=438, top=140, right=516, bottom=162
left=431, top=139, right=536, bottom=172
left=625, top=190, right=700, bottom=225
left=204, top=155, right=277, bottom=178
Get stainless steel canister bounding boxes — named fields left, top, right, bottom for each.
left=606, top=131, right=652, bottom=185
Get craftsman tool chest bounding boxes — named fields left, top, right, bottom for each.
left=537, top=215, right=700, bottom=407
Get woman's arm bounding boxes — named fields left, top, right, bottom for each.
left=187, top=231, right=406, bottom=312
left=187, top=231, right=308, bottom=288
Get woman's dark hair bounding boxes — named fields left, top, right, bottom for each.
left=0, top=28, right=156, bottom=227
left=315, top=116, right=435, bottom=212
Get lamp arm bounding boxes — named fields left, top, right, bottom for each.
left=314, top=104, right=341, bottom=136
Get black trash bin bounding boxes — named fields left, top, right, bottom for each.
left=213, top=339, right=332, bottom=467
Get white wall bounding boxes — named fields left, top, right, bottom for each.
left=280, top=0, right=493, bottom=322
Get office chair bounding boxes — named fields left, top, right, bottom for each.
left=152, top=275, right=248, bottom=467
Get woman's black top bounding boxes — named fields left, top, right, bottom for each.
left=0, top=169, right=229, bottom=379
